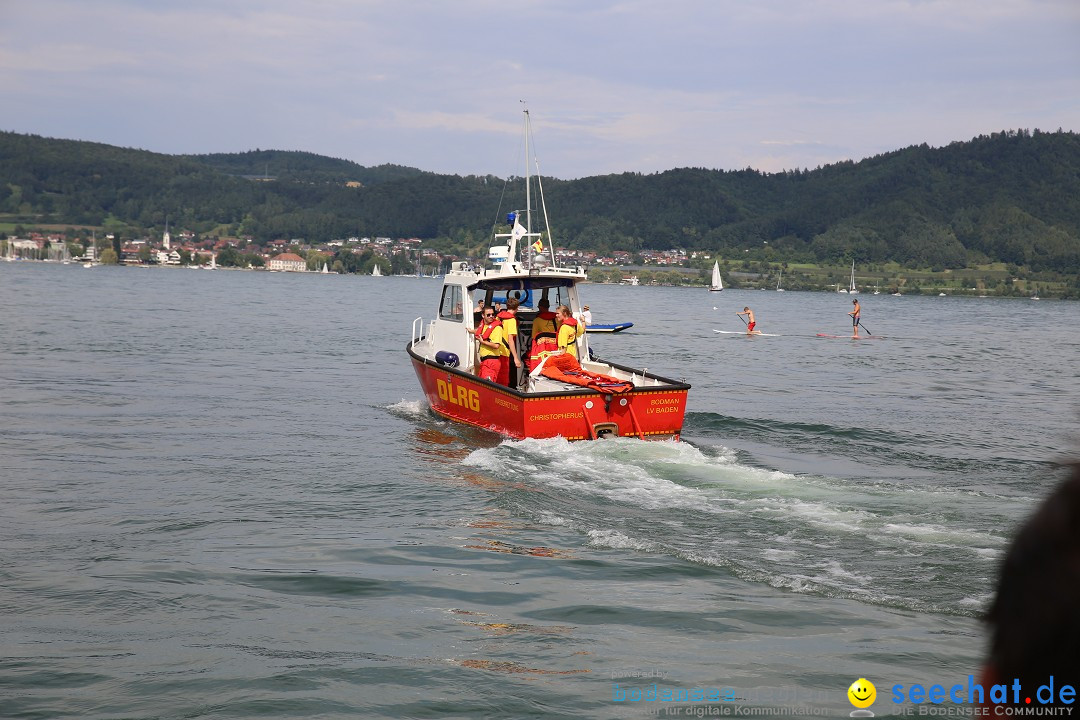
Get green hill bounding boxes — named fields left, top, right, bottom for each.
left=1, top=128, right=1078, bottom=274
left=185, top=149, right=427, bottom=186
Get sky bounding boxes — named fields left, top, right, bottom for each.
left=1, top=0, right=1078, bottom=180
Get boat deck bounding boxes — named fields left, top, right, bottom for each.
left=412, top=336, right=675, bottom=395
left=524, top=359, right=672, bottom=394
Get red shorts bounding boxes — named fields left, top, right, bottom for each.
left=497, top=356, right=510, bottom=386
left=479, top=356, right=501, bottom=382
left=747, top=321, right=756, bottom=331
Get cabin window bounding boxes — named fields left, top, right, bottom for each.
left=439, top=285, right=464, bottom=322
left=536, top=287, right=570, bottom=311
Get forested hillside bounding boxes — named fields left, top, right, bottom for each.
left=1, top=128, right=1078, bottom=271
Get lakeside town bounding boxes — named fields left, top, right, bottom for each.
left=1, top=228, right=1071, bottom=297
left=0, top=228, right=691, bottom=270
left=1, top=228, right=692, bottom=280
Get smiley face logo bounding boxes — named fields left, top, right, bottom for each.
left=847, top=678, right=876, bottom=709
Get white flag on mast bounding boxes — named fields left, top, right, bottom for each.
left=511, top=220, right=527, bottom=241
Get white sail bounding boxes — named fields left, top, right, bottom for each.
left=776, top=268, right=784, bottom=291
left=372, top=264, right=382, bottom=277
left=849, top=259, right=858, bottom=294
left=709, top=261, right=723, bottom=292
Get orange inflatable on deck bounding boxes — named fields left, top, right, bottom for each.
left=539, top=353, right=634, bottom=394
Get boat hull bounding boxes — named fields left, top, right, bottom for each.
left=408, top=345, right=687, bottom=441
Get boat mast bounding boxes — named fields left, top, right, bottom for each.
left=524, top=109, right=531, bottom=238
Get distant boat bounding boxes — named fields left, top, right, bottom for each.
left=372, top=264, right=382, bottom=277
left=848, top=260, right=858, bottom=294
left=776, top=268, right=784, bottom=292
left=621, top=275, right=639, bottom=286
left=321, top=263, right=329, bottom=274
left=708, top=261, right=723, bottom=292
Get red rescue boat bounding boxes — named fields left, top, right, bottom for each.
left=407, top=110, right=689, bottom=441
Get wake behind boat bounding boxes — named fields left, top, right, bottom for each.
left=406, top=110, right=689, bottom=441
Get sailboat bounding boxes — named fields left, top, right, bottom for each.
left=708, top=261, right=723, bottom=292
left=372, top=264, right=383, bottom=277
left=776, top=268, right=784, bottom=292
left=848, top=260, right=858, bottom=294
left=321, top=263, right=330, bottom=274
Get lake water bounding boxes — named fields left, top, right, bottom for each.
left=2, top=262, right=1078, bottom=719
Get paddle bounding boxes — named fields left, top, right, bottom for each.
left=856, top=319, right=872, bottom=336
left=737, top=314, right=747, bottom=327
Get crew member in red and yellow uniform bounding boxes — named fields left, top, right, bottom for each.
left=528, top=298, right=559, bottom=371
left=468, top=308, right=504, bottom=382
left=497, top=297, right=522, bottom=387
left=556, top=305, right=584, bottom=359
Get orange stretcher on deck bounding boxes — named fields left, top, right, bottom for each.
left=539, top=353, right=634, bottom=394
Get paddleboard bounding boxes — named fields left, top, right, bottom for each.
left=815, top=333, right=884, bottom=339
left=714, top=330, right=780, bottom=336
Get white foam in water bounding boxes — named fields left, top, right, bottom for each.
left=817, top=558, right=871, bottom=584
left=457, top=435, right=1008, bottom=615
left=464, top=436, right=717, bottom=512
left=878, top=522, right=1005, bottom=548
left=587, top=529, right=662, bottom=553
left=747, top=498, right=874, bottom=533
left=386, top=398, right=429, bottom=417
left=959, top=592, right=995, bottom=609
left=537, top=510, right=572, bottom=527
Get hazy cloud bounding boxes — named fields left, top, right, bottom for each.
left=1, top=0, right=1077, bottom=177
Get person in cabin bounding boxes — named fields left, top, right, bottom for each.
left=575, top=304, right=592, bottom=326
left=848, top=298, right=861, bottom=337
left=467, top=307, right=504, bottom=382
left=737, top=306, right=758, bottom=335
left=556, top=305, right=583, bottom=359
left=498, top=297, right=522, bottom=388
left=529, top=298, right=559, bottom=370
